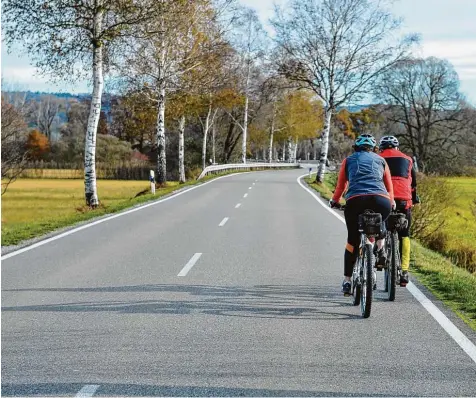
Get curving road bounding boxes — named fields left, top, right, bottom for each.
left=2, top=169, right=476, bottom=397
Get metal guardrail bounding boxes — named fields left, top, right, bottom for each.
left=197, top=162, right=300, bottom=180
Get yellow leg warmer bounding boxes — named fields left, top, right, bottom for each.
left=401, top=237, right=411, bottom=271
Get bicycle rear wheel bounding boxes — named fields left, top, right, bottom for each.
left=352, top=261, right=361, bottom=306
left=384, top=234, right=391, bottom=292
left=387, top=233, right=397, bottom=301
left=360, top=243, right=374, bottom=318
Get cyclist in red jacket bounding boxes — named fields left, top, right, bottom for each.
left=379, top=136, right=419, bottom=286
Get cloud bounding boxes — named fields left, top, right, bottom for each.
left=2, top=66, right=47, bottom=84
left=418, top=39, right=476, bottom=81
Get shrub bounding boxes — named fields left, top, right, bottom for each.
left=424, top=231, right=449, bottom=253
left=411, top=174, right=456, bottom=242
left=186, top=167, right=202, bottom=180
left=26, top=130, right=49, bottom=160
left=446, top=245, right=476, bottom=274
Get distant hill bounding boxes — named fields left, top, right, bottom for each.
left=2, top=90, right=115, bottom=118
left=1, top=90, right=90, bottom=102
left=337, top=104, right=373, bottom=112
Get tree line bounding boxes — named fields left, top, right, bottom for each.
left=2, top=0, right=475, bottom=203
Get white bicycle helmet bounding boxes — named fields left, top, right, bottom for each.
left=379, top=135, right=399, bottom=149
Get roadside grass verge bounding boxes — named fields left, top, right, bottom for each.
left=305, top=173, right=345, bottom=205
left=303, top=174, right=476, bottom=331
left=411, top=242, right=476, bottom=331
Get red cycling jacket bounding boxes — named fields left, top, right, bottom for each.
left=379, top=148, right=416, bottom=207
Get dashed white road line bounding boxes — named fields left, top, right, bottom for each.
left=248, top=187, right=252, bottom=190
left=178, top=253, right=202, bottom=277
left=252, top=182, right=256, bottom=185
left=297, top=173, right=476, bottom=365
left=76, top=385, right=100, bottom=397
left=219, top=217, right=229, bottom=227
left=235, top=203, right=242, bottom=208
left=244, top=193, right=248, bottom=198
left=2, top=172, right=245, bottom=261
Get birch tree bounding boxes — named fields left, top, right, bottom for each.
left=123, top=0, right=230, bottom=184
left=167, top=92, right=202, bottom=183
left=195, top=88, right=242, bottom=169
left=258, top=76, right=292, bottom=162
left=277, top=91, right=323, bottom=163
left=2, top=0, right=159, bottom=206
left=229, top=7, right=268, bottom=163
left=271, top=0, right=415, bottom=182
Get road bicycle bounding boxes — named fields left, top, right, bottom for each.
left=351, top=210, right=383, bottom=318
left=383, top=211, right=408, bottom=301
left=331, top=203, right=381, bottom=318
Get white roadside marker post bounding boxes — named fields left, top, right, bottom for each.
left=150, top=170, right=156, bottom=195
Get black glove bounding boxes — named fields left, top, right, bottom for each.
left=413, top=193, right=421, bottom=204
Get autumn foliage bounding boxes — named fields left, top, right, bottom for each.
left=26, top=130, right=50, bottom=160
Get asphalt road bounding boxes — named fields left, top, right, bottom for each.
left=2, top=169, right=476, bottom=397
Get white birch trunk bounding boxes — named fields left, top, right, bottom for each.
left=242, top=95, right=249, bottom=164
left=316, top=109, right=332, bottom=183
left=156, top=83, right=167, bottom=185
left=241, top=58, right=251, bottom=164
left=293, top=139, right=298, bottom=162
left=202, top=102, right=212, bottom=170
left=268, top=107, right=275, bottom=163
left=84, top=14, right=104, bottom=207
left=286, top=137, right=293, bottom=163
left=212, top=122, right=216, bottom=165
left=178, top=115, right=185, bottom=183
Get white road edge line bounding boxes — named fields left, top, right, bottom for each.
left=76, top=385, right=100, bottom=397
left=296, top=173, right=476, bottom=365
left=178, top=253, right=202, bottom=277
left=219, top=217, right=229, bottom=227
left=407, top=281, right=476, bottom=363
left=235, top=203, right=241, bottom=208
left=2, top=173, right=243, bottom=261
left=243, top=193, right=248, bottom=198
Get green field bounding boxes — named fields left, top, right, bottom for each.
left=1, top=179, right=186, bottom=246
left=442, top=177, right=476, bottom=269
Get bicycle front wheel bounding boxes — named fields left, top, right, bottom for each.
left=361, top=243, right=374, bottom=318
left=387, top=233, right=398, bottom=301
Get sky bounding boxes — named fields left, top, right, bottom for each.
left=2, top=0, right=476, bottom=104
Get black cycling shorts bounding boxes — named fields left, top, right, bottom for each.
left=342, top=195, right=391, bottom=277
